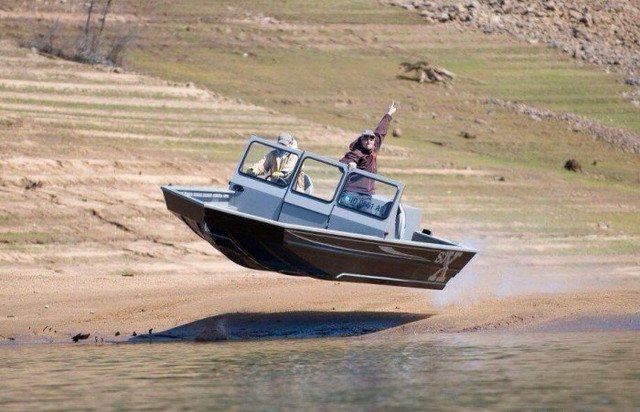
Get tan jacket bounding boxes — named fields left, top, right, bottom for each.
left=251, top=150, right=306, bottom=191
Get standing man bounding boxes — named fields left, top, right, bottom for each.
left=339, top=101, right=397, bottom=194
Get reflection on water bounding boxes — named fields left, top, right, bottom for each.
left=1, top=332, right=638, bottom=410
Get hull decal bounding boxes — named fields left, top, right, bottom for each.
left=337, top=273, right=441, bottom=286
left=429, top=251, right=464, bottom=282
left=286, top=230, right=433, bottom=264
left=378, top=245, right=429, bottom=261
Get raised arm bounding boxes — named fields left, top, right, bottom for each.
left=374, top=101, right=396, bottom=148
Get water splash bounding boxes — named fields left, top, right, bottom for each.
left=430, top=237, right=586, bottom=309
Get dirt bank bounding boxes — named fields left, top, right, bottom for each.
left=0, top=40, right=638, bottom=345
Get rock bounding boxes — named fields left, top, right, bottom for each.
left=392, top=127, right=402, bottom=137
left=564, top=158, right=583, bottom=172
left=579, top=13, right=593, bottom=27
left=625, top=77, right=640, bottom=86
left=490, top=15, right=502, bottom=25
left=568, top=9, right=582, bottom=21
left=72, top=333, right=90, bottom=342
left=460, top=131, right=477, bottom=139
left=22, top=178, right=43, bottom=190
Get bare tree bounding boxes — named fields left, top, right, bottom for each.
left=28, top=0, right=138, bottom=67
left=92, top=0, right=113, bottom=53
left=76, top=0, right=97, bottom=59
left=83, top=0, right=96, bottom=36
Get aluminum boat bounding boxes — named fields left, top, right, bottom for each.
left=162, top=136, right=476, bottom=290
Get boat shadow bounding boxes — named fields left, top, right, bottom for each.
left=131, top=311, right=429, bottom=343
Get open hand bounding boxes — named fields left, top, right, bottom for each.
left=387, top=100, right=397, bottom=116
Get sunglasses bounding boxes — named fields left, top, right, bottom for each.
left=362, top=135, right=376, bottom=141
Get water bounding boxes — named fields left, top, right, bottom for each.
left=1, top=332, right=639, bottom=411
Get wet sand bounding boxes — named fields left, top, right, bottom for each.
left=2, top=264, right=638, bottom=344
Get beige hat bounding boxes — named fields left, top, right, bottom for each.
left=277, top=132, right=295, bottom=147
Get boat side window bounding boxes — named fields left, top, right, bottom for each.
left=240, top=141, right=299, bottom=188
left=292, top=157, right=343, bottom=202
left=337, top=173, right=398, bottom=219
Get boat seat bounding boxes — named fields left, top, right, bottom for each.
left=302, top=174, right=313, bottom=195
left=395, top=203, right=405, bottom=239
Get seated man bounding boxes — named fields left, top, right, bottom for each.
left=246, top=132, right=306, bottom=191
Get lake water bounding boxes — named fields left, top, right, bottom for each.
left=1, top=331, right=638, bottom=411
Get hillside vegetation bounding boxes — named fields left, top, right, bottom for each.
left=1, top=0, right=638, bottom=270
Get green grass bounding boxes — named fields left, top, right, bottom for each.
left=0, top=84, right=201, bottom=100
left=580, top=237, right=640, bottom=256
left=125, top=2, right=640, bottom=132
left=0, top=213, right=13, bottom=224
left=125, top=138, right=244, bottom=159
left=0, top=231, right=53, bottom=244
left=129, top=33, right=640, bottom=187
left=2, top=107, right=233, bottom=129
left=153, top=0, right=426, bottom=24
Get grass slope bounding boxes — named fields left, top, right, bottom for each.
left=0, top=1, right=638, bottom=264
left=119, top=1, right=640, bottom=245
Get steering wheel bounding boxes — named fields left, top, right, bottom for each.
left=268, top=172, right=289, bottom=187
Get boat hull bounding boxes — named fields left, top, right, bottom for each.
left=166, top=189, right=475, bottom=290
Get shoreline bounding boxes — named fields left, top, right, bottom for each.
left=2, top=269, right=638, bottom=346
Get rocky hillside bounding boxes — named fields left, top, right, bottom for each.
left=388, top=0, right=640, bottom=105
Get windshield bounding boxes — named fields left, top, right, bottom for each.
left=337, top=173, right=398, bottom=219
left=291, top=157, right=343, bottom=201
left=240, top=141, right=300, bottom=188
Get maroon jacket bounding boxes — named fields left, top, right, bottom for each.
left=340, top=113, right=392, bottom=194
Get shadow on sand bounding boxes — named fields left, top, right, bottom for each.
left=131, top=311, right=429, bottom=343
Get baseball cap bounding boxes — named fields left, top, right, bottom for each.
left=277, top=132, right=294, bottom=147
